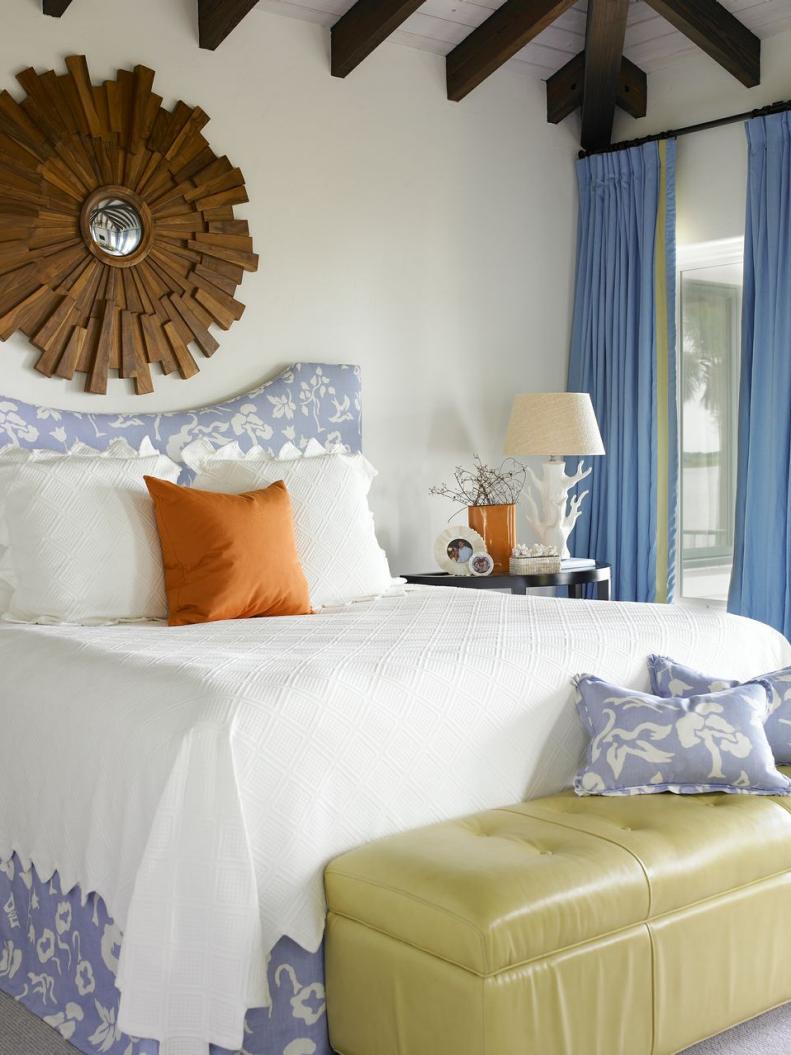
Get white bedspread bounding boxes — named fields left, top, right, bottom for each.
left=1, top=587, right=788, bottom=1054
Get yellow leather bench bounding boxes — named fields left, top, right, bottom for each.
left=325, top=771, right=791, bottom=1055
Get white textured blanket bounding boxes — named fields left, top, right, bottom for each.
left=1, top=587, right=788, bottom=1054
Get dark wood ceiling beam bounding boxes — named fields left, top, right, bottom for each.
left=580, top=0, right=629, bottom=151
left=198, top=0, right=260, bottom=50
left=446, top=0, right=577, bottom=102
left=643, top=0, right=759, bottom=86
left=547, top=49, right=646, bottom=124
left=546, top=51, right=585, bottom=124
left=331, top=0, right=426, bottom=77
left=614, top=54, right=647, bottom=119
left=42, top=0, right=74, bottom=14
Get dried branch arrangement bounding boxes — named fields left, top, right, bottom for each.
left=430, top=455, right=525, bottom=507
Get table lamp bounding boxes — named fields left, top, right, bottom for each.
left=504, top=393, right=605, bottom=559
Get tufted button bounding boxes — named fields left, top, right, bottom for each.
left=620, top=826, right=632, bottom=832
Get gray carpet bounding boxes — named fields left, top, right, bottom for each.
left=2, top=989, right=791, bottom=1054
left=0, top=990, right=81, bottom=1055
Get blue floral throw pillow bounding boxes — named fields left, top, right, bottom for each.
left=573, top=674, right=791, bottom=797
left=649, top=654, right=791, bottom=765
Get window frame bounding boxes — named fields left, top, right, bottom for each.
left=675, top=237, right=744, bottom=611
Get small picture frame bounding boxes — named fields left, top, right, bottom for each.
left=434, top=525, right=487, bottom=576
left=469, top=551, right=494, bottom=577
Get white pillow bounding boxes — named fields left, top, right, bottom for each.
left=0, top=438, right=158, bottom=611
left=1, top=441, right=179, bottom=624
left=0, top=440, right=123, bottom=610
left=184, top=440, right=393, bottom=609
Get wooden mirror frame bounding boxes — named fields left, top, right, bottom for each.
left=0, top=55, right=259, bottom=394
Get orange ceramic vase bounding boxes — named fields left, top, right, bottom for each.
left=467, top=503, right=516, bottom=575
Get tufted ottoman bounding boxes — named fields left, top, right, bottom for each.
left=325, top=775, right=791, bottom=1055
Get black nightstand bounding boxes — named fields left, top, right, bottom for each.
left=402, top=562, right=611, bottom=599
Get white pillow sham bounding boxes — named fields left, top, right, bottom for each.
left=0, top=438, right=153, bottom=610
left=1, top=439, right=179, bottom=624
left=183, top=439, right=394, bottom=609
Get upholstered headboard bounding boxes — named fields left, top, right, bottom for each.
left=0, top=363, right=362, bottom=477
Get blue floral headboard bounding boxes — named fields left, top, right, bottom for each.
left=0, top=363, right=362, bottom=478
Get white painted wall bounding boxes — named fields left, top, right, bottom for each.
left=0, top=0, right=579, bottom=571
left=612, top=28, right=791, bottom=246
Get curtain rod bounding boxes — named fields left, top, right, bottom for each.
left=578, top=97, right=791, bottom=159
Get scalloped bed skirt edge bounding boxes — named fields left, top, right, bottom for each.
left=0, top=855, right=332, bottom=1055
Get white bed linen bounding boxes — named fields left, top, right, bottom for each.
left=1, top=587, right=788, bottom=1055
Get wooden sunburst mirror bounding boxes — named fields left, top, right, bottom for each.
left=0, top=55, right=258, bottom=394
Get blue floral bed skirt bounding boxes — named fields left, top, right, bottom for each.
left=0, top=855, right=332, bottom=1055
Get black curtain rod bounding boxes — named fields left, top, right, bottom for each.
left=578, top=97, right=791, bottom=159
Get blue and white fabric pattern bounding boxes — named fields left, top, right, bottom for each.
left=649, top=653, right=791, bottom=765
left=0, top=854, right=331, bottom=1055
left=573, top=674, right=791, bottom=797
left=0, top=363, right=362, bottom=475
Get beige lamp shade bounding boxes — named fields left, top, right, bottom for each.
left=504, top=393, right=605, bottom=457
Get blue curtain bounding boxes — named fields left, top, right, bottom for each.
left=567, top=141, right=677, bottom=602
left=729, top=113, right=791, bottom=637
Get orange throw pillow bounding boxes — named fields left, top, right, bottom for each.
left=144, top=476, right=311, bottom=626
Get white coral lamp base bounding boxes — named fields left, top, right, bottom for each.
left=523, top=457, right=592, bottom=560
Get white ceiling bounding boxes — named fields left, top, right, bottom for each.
left=254, top=0, right=791, bottom=79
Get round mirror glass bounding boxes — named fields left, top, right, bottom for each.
left=88, top=197, right=144, bottom=258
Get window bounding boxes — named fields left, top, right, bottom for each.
left=677, top=239, right=743, bottom=606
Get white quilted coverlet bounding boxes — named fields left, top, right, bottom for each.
left=1, top=587, right=788, bottom=1054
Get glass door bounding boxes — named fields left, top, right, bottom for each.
left=677, top=240, right=743, bottom=605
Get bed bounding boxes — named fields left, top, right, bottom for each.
left=1, top=362, right=789, bottom=1055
